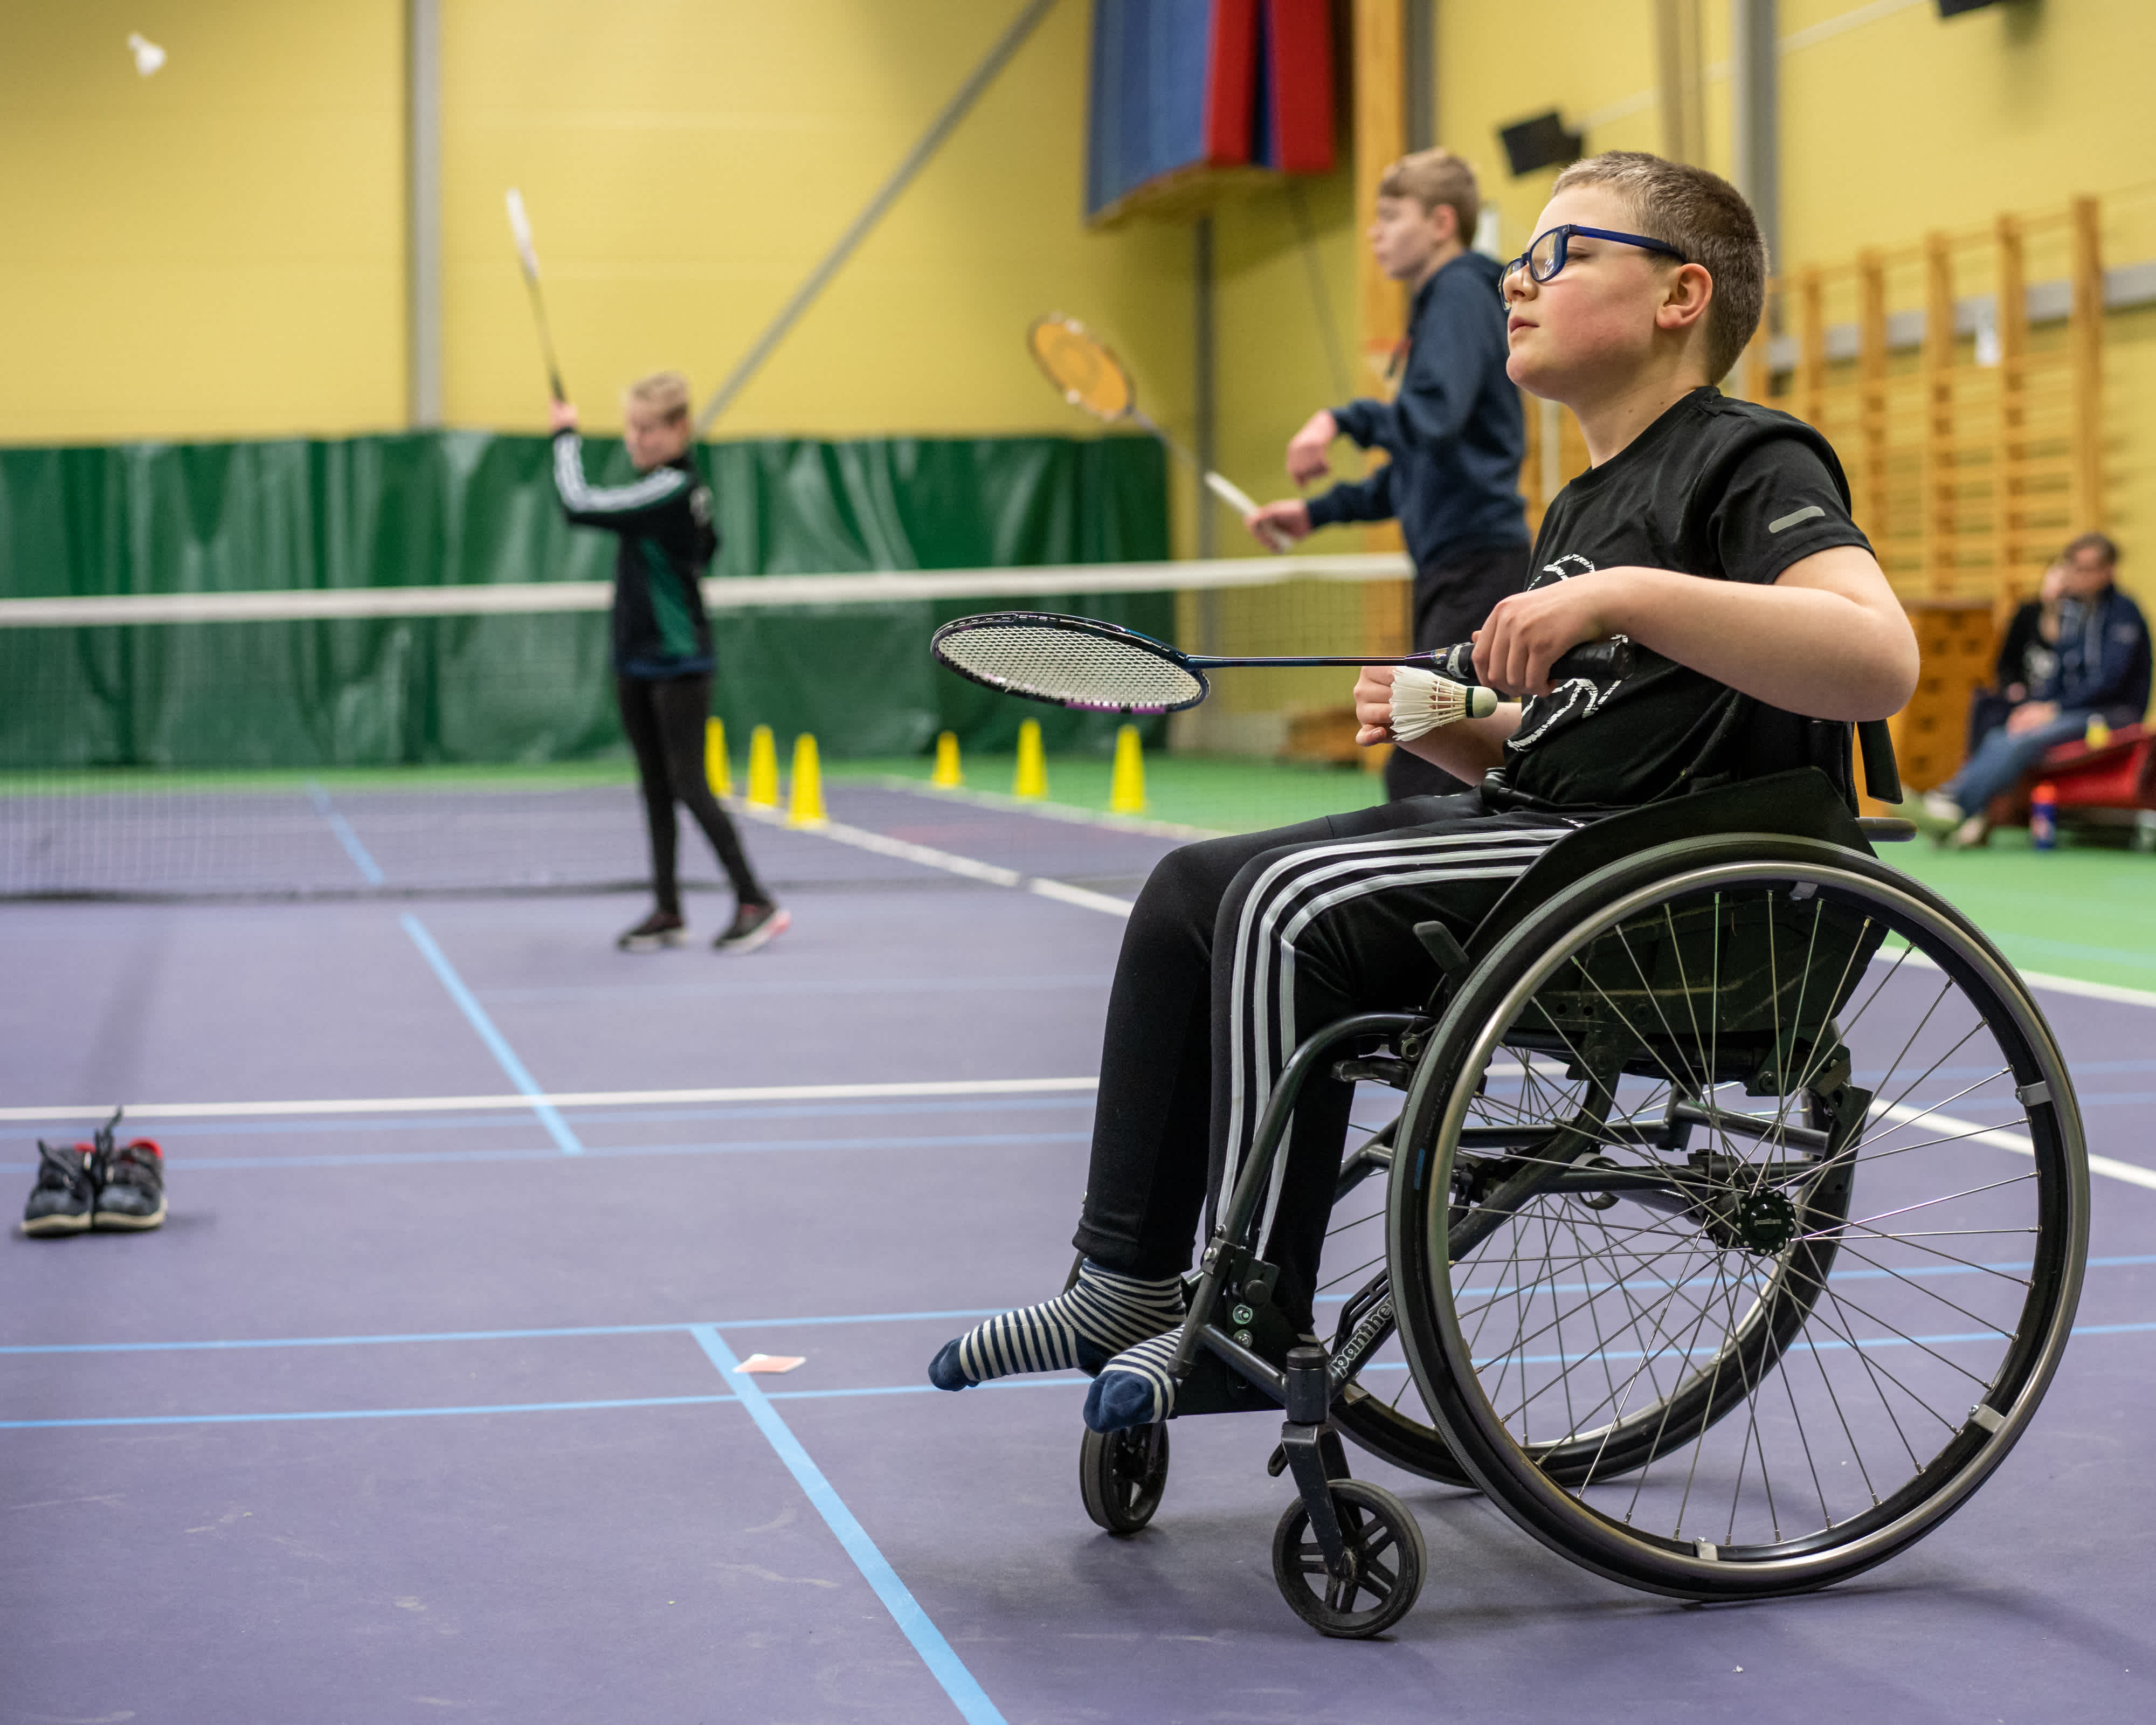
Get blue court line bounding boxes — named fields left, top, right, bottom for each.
left=306, top=779, right=386, bottom=886
left=688, top=1324, right=1007, bottom=1725
left=15, top=1255, right=2156, bottom=1358
left=0, top=1374, right=1081, bottom=1431
left=105, top=1094, right=1096, bottom=1141
left=400, top=914, right=583, bottom=1155
left=0, top=1128, right=1089, bottom=1176
left=13, top=1315, right=2156, bottom=1433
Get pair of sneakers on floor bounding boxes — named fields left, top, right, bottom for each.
left=618, top=900, right=789, bottom=954
left=22, top=1134, right=165, bottom=1237
left=929, top=1260, right=1217, bottom=1433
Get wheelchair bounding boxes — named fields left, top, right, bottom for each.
left=1074, top=724, right=2089, bottom=1638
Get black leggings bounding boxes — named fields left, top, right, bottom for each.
left=615, top=673, right=767, bottom=915
left=1072, top=793, right=1571, bottom=1328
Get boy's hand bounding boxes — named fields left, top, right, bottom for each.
left=1353, top=665, right=1398, bottom=746
left=549, top=400, right=579, bottom=433
left=1248, top=499, right=1311, bottom=545
left=1286, top=411, right=1338, bottom=485
left=2006, top=700, right=2060, bottom=736
left=1473, top=573, right=1617, bottom=696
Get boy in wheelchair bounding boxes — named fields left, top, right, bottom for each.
left=929, top=152, right=1921, bottom=1435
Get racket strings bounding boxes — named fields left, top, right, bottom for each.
left=935, top=622, right=1203, bottom=713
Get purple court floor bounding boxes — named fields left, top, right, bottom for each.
left=4, top=783, right=2155, bottom=1723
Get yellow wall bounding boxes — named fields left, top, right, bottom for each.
left=0, top=1, right=406, bottom=443
left=0, top=1, right=1197, bottom=461
left=440, top=0, right=1191, bottom=443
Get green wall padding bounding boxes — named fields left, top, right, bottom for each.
left=0, top=431, right=1170, bottom=769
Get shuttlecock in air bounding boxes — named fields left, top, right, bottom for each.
left=1388, top=666, right=1496, bottom=743
left=128, top=33, right=167, bottom=77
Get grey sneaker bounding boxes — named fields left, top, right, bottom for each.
left=90, top=1137, right=166, bottom=1232
left=715, top=902, right=789, bottom=953
left=22, top=1140, right=94, bottom=1237
left=617, top=909, right=689, bottom=952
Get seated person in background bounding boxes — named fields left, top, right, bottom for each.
left=1966, top=558, right=2067, bottom=759
left=926, top=152, right=1919, bottom=1434
left=1921, top=533, right=2152, bottom=846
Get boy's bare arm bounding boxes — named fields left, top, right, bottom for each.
left=1471, top=546, right=1919, bottom=722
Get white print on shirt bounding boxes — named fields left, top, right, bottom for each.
left=1511, top=551, right=1626, bottom=751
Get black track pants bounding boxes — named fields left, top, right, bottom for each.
left=614, top=673, right=768, bottom=915
left=1072, top=792, right=1572, bottom=1327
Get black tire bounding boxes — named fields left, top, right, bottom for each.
left=1389, top=837, right=2088, bottom=1600
left=1270, top=1478, right=1426, bottom=1638
left=1079, top=1422, right=1170, bottom=1534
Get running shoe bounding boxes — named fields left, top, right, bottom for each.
left=21, top=1140, right=94, bottom=1237
left=89, top=1137, right=165, bottom=1232
left=617, top=910, right=689, bottom=951
left=715, top=902, right=790, bottom=953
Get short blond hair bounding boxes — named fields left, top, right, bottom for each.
left=1551, top=151, right=1766, bottom=383
left=1377, top=148, right=1479, bottom=245
left=624, top=370, right=692, bottom=423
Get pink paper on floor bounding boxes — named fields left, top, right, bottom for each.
left=734, top=1353, right=805, bottom=1375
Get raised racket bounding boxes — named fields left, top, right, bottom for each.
left=1027, top=315, right=1294, bottom=551
left=929, top=610, right=1631, bottom=715
left=505, top=188, right=568, bottom=403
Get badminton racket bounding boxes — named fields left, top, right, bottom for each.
left=1027, top=315, right=1294, bottom=551
left=929, top=610, right=1631, bottom=715
left=505, top=188, right=568, bottom=403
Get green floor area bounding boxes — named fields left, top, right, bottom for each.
left=837, top=753, right=1390, bottom=834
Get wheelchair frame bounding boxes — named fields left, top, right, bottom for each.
left=1076, top=738, right=2089, bottom=1639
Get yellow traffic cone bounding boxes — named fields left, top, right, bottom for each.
left=1109, top=723, right=1145, bottom=814
left=788, top=733, right=827, bottom=826
left=705, top=716, right=733, bottom=797
left=1013, top=719, right=1048, bottom=799
left=931, top=729, right=963, bottom=788
left=746, top=724, right=780, bottom=808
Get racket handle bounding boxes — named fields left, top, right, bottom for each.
left=1432, top=637, right=1635, bottom=689
left=1203, top=471, right=1293, bottom=552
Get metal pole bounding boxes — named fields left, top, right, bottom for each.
left=406, top=0, right=441, bottom=427
left=1405, top=0, right=1435, bottom=152
left=1730, top=0, right=1779, bottom=274
left=1194, top=215, right=1218, bottom=570
left=694, top=0, right=1061, bottom=436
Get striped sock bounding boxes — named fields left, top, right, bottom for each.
left=929, top=1262, right=1186, bottom=1391
left=1082, top=1332, right=1183, bottom=1431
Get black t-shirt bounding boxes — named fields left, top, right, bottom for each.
left=1487, top=388, right=1873, bottom=811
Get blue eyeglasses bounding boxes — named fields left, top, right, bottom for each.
left=1499, top=224, right=1689, bottom=304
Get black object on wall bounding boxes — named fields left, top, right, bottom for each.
left=1498, top=111, right=1583, bottom=177
left=1937, top=0, right=2009, bottom=16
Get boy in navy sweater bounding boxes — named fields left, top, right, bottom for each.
left=1251, top=149, right=1530, bottom=798
left=550, top=374, right=786, bottom=953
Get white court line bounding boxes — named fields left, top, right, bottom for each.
left=734, top=803, right=1137, bottom=920
left=1874, top=1099, right=2156, bottom=1193
left=1893, top=944, right=2156, bottom=1012
left=0, top=1077, right=1100, bottom=1126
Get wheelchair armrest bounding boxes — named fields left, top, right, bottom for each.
left=1858, top=816, right=1918, bottom=843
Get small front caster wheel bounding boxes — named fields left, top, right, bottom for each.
left=1079, top=1421, right=1170, bottom=1534
left=1270, top=1478, right=1425, bottom=1638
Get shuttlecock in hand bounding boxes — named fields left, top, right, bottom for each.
left=1388, top=665, right=1496, bottom=743
left=128, top=33, right=167, bottom=77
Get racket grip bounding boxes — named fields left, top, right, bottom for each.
left=1432, top=637, right=1635, bottom=690
left=1203, top=471, right=1293, bottom=551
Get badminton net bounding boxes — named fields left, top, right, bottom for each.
left=0, top=554, right=1411, bottom=902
